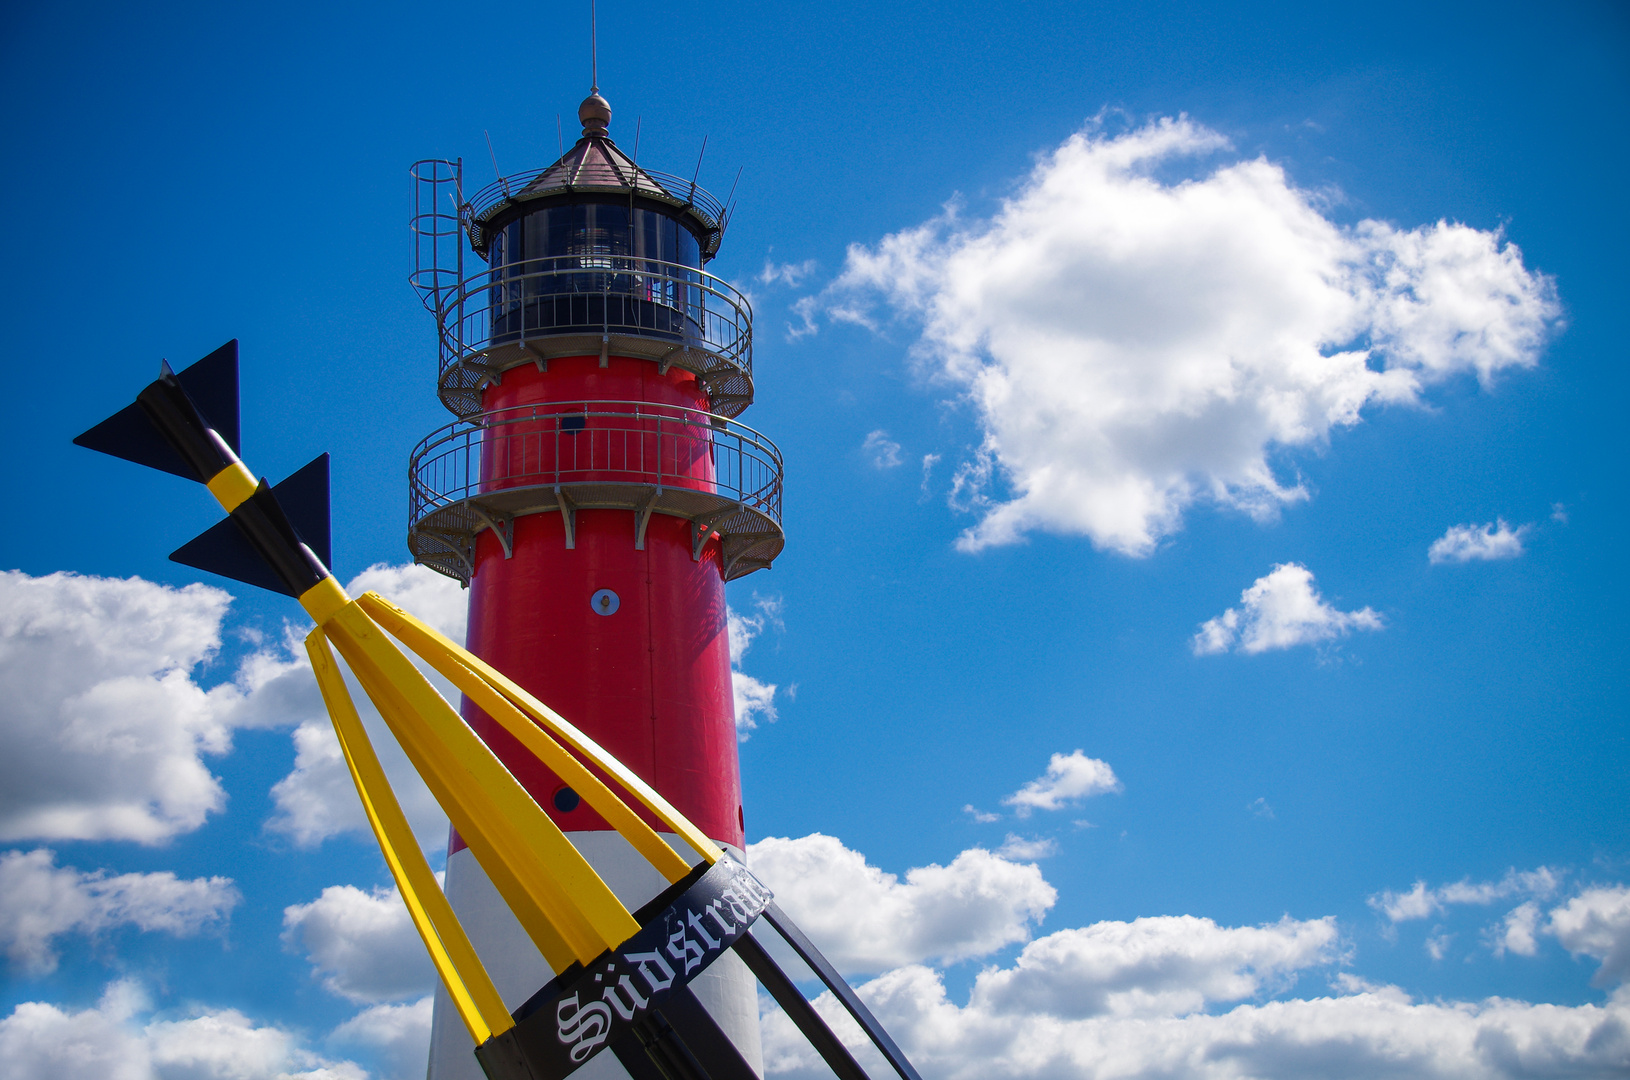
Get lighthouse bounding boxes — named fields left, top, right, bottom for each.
left=409, top=88, right=782, bottom=1080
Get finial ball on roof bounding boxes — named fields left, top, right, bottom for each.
left=579, top=92, right=611, bottom=137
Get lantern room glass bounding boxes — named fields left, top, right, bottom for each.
left=485, top=202, right=707, bottom=349
left=488, top=203, right=702, bottom=271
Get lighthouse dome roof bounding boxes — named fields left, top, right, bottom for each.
left=465, top=92, right=728, bottom=262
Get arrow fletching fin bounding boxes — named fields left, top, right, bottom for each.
left=73, top=340, right=241, bottom=477
left=73, top=400, right=196, bottom=479
left=170, top=511, right=294, bottom=595
left=274, top=453, right=331, bottom=570
left=169, top=455, right=333, bottom=597
left=174, top=340, right=241, bottom=455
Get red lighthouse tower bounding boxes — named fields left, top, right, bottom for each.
left=409, top=89, right=782, bottom=1080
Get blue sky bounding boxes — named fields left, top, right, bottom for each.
left=2, top=1, right=1627, bottom=1077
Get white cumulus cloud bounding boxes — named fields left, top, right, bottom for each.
left=1193, top=563, right=1381, bottom=655
left=805, top=116, right=1558, bottom=556
left=728, top=596, right=782, bottom=739
left=0, top=848, right=238, bottom=975
left=329, top=997, right=434, bottom=1080
left=1369, top=866, right=1560, bottom=923
left=0, top=570, right=328, bottom=845
left=747, top=833, right=1056, bottom=974
left=969, top=913, right=1340, bottom=1019
left=762, top=969, right=1630, bottom=1080
left=1496, top=902, right=1543, bottom=958
left=282, top=885, right=435, bottom=1004
left=266, top=722, right=373, bottom=848
left=0, top=980, right=365, bottom=1080
left=1003, top=750, right=1122, bottom=817
left=1547, top=885, right=1630, bottom=988
left=1429, top=519, right=1531, bottom=564
left=753, top=840, right=1630, bottom=1080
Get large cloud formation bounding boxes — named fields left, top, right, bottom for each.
left=748, top=833, right=1056, bottom=973
left=0, top=571, right=318, bottom=844
left=0, top=980, right=366, bottom=1080
left=0, top=565, right=460, bottom=853
left=810, top=116, right=1559, bottom=555
left=0, top=849, right=238, bottom=974
left=763, top=971, right=1630, bottom=1080
left=753, top=842, right=1630, bottom=1080
left=282, top=884, right=435, bottom=1004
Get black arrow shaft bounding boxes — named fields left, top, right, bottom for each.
left=138, top=365, right=333, bottom=597
left=136, top=374, right=240, bottom=486
left=223, top=481, right=333, bottom=597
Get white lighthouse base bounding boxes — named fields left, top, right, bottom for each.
left=425, top=832, right=764, bottom=1080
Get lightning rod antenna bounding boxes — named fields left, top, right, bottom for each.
left=628, top=117, right=641, bottom=226
left=721, top=165, right=743, bottom=234
left=689, top=134, right=707, bottom=204
left=590, top=0, right=599, bottom=92
left=485, top=130, right=510, bottom=198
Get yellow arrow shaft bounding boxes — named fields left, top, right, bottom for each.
left=324, top=603, right=639, bottom=965
left=306, top=629, right=512, bottom=1042
left=357, top=593, right=694, bottom=885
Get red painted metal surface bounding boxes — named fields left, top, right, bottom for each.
left=451, top=358, right=743, bottom=852
left=484, top=354, right=708, bottom=413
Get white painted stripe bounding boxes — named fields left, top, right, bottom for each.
left=427, top=833, right=764, bottom=1080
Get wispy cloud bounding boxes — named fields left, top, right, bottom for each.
left=920, top=453, right=942, bottom=499
left=759, top=255, right=817, bottom=288
left=996, top=835, right=1060, bottom=860
left=862, top=430, right=904, bottom=469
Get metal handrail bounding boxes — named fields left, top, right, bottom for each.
left=428, top=256, right=754, bottom=416
left=467, top=166, right=725, bottom=232
left=408, top=399, right=783, bottom=530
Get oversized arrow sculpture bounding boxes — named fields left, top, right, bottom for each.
left=76, top=341, right=922, bottom=1080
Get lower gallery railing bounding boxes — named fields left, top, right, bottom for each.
left=408, top=400, right=784, bottom=584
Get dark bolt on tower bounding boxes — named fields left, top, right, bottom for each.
left=409, top=87, right=783, bottom=1080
